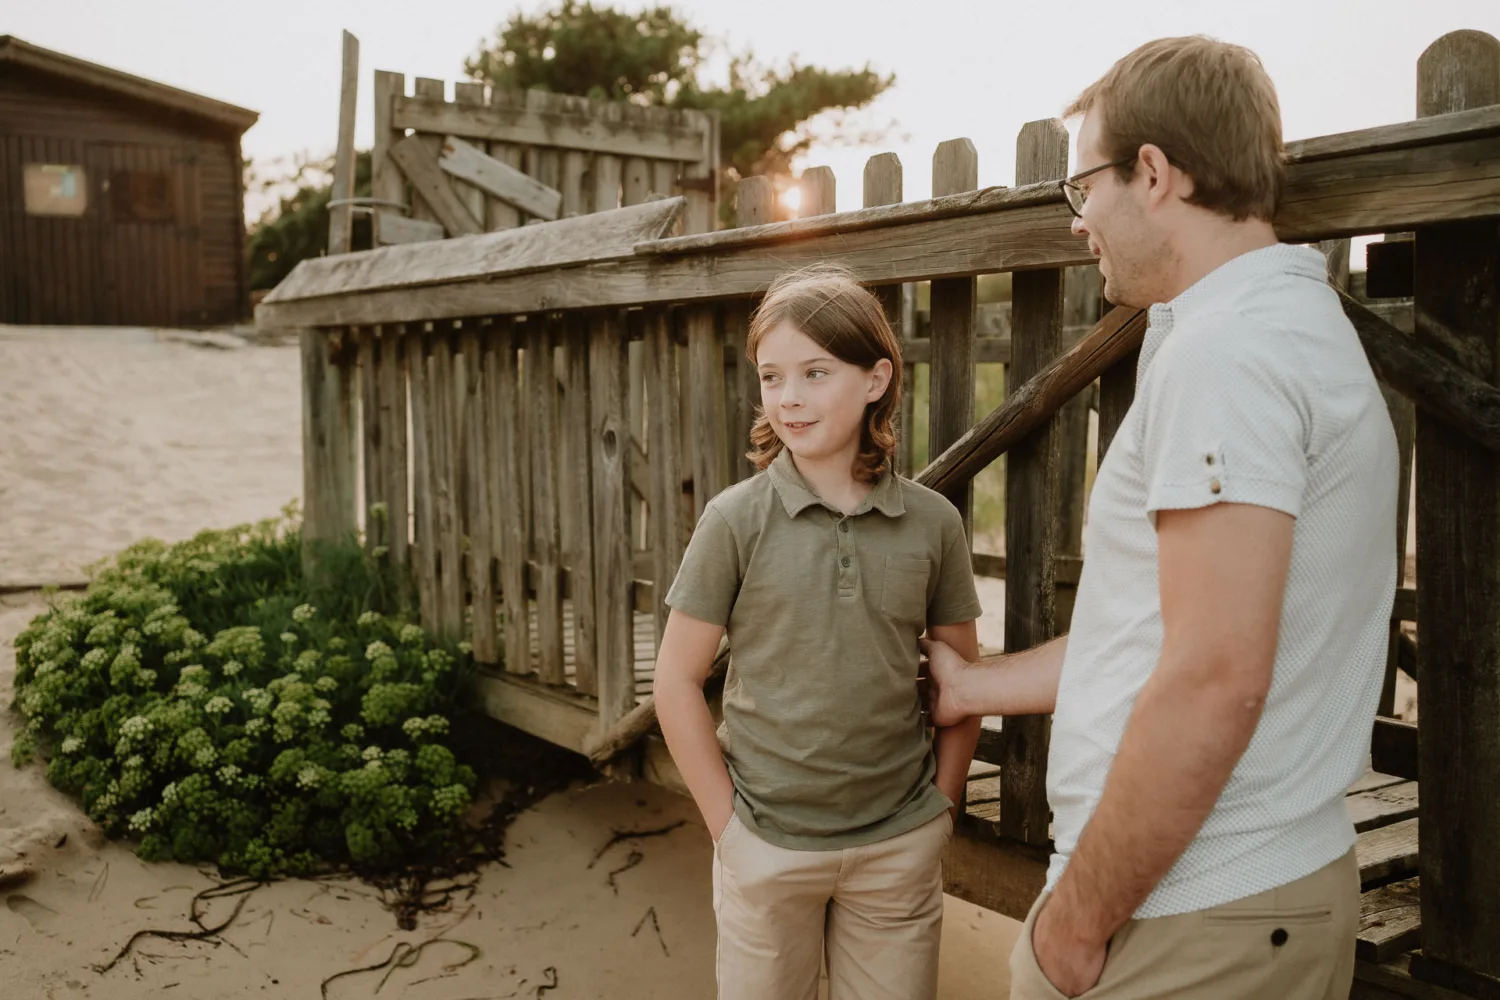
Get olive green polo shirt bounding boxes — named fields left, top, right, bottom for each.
left=665, top=449, right=983, bottom=851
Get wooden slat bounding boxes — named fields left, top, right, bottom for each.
left=392, top=93, right=708, bottom=161
left=1357, top=817, right=1420, bottom=887
left=1354, top=953, right=1474, bottom=1000
left=1288, top=103, right=1500, bottom=162
left=357, top=330, right=383, bottom=551
left=928, top=138, right=979, bottom=533
left=528, top=319, right=565, bottom=684
left=483, top=89, right=524, bottom=231
left=647, top=308, right=684, bottom=645
left=1379, top=382, right=1416, bottom=716
left=488, top=323, right=530, bottom=674
left=451, top=84, right=490, bottom=232
left=562, top=147, right=589, bottom=218
left=1359, top=878, right=1423, bottom=964
left=327, top=31, right=359, bottom=255
left=370, top=71, right=406, bottom=245
left=388, top=134, right=484, bottom=238
left=407, top=78, right=447, bottom=229
left=1348, top=780, right=1421, bottom=833
left=591, top=310, right=635, bottom=727
left=1350, top=770, right=1409, bottom=796
left=299, top=329, right=358, bottom=568
left=680, top=109, right=718, bottom=236
left=264, top=198, right=685, bottom=304
left=565, top=317, right=598, bottom=694
left=731, top=177, right=776, bottom=482
left=1373, top=716, right=1419, bottom=781
left=651, top=159, right=678, bottom=202
left=863, top=153, right=907, bottom=472
left=799, top=166, right=837, bottom=217
left=998, top=120, right=1069, bottom=848
left=375, top=213, right=444, bottom=245
left=377, top=328, right=410, bottom=607
left=430, top=331, right=466, bottom=638
left=439, top=133, right=562, bottom=221
left=687, top=305, right=730, bottom=517
left=459, top=329, right=497, bottom=662
left=407, top=331, right=438, bottom=627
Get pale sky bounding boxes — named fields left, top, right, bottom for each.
left=9, top=0, right=1498, bottom=229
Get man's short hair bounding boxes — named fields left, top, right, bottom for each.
left=1067, top=36, right=1286, bottom=222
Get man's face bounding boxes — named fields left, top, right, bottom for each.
left=1070, top=113, right=1167, bottom=308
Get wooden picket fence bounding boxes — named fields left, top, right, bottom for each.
left=262, top=29, right=1500, bottom=1000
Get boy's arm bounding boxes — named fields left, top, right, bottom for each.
left=926, top=619, right=980, bottom=817
left=653, top=608, right=736, bottom=839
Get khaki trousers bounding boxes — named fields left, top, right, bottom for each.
left=712, top=810, right=952, bottom=1000
left=1010, top=848, right=1360, bottom=999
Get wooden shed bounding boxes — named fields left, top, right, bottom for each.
left=0, top=36, right=258, bottom=327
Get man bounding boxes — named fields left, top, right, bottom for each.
left=922, top=36, right=1399, bottom=999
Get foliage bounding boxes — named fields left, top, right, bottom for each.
left=8, top=506, right=481, bottom=879
left=465, top=1, right=895, bottom=219
left=246, top=151, right=371, bottom=292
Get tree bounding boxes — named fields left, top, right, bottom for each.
left=246, top=152, right=371, bottom=292
left=464, top=1, right=895, bottom=220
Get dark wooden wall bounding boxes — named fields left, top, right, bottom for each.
left=0, top=66, right=246, bottom=326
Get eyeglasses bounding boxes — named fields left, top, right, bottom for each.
left=1060, top=155, right=1138, bottom=218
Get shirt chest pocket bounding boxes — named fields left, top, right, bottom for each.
left=880, top=555, right=930, bottom=624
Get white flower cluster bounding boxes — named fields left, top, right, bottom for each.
left=315, top=676, right=338, bottom=694
left=222, top=660, right=243, bottom=678
left=358, top=611, right=382, bottom=627
left=292, top=604, right=317, bottom=623
left=361, top=745, right=383, bottom=762
left=128, top=808, right=155, bottom=833
left=279, top=632, right=298, bottom=645
left=296, top=765, right=323, bottom=790
left=402, top=715, right=451, bottom=740
left=218, top=764, right=242, bottom=786
left=204, top=696, right=233, bottom=716
left=119, top=716, right=152, bottom=741
left=399, top=624, right=424, bottom=646
left=60, top=736, right=84, bottom=755
left=365, top=640, right=393, bottom=661
left=193, top=747, right=218, bottom=769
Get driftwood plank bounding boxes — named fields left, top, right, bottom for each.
left=263, top=198, right=686, bottom=304
left=370, top=70, right=406, bottom=246
left=357, top=330, right=384, bottom=553
left=928, top=139, right=979, bottom=534
left=591, top=310, right=635, bottom=727
left=377, top=328, right=410, bottom=607
left=326, top=31, right=359, bottom=256
left=299, top=329, right=358, bottom=569
left=647, top=308, right=683, bottom=646
left=375, top=213, right=444, bottom=246
left=488, top=324, right=530, bottom=674
left=388, top=134, right=483, bottom=238
left=528, top=320, right=565, bottom=684
left=1356, top=817, right=1420, bottom=887
left=406, top=333, right=438, bottom=628
left=1358, top=878, right=1423, bottom=964
left=440, top=134, right=562, bottom=221
left=1348, top=780, right=1421, bottom=834
left=452, top=85, right=489, bottom=234
left=407, top=78, right=446, bottom=229
left=393, top=93, right=708, bottom=161
left=429, top=332, right=465, bottom=638
left=687, top=305, right=730, bottom=517
left=565, top=318, right=598, bottom=694
left=799, top=166, right=836, bottom=217
left=998, top=120, right=1069, bottom=848
left=460, top=329, right=498, bottom=664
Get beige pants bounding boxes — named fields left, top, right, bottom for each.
left=1010, top=848, right=1360, bottom=999
left=712, top=810, right=953, bottom=1000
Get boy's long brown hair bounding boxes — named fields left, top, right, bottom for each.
left=745, top=263, right=903, bottom=484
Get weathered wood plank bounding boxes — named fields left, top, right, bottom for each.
left=452, top=85, right=489, bottom=233
left=406, top=332, right=439, bottom=628
left=863, top=153, right=907, bottom=473
left=928, top=138, right=978, bottom=534
left=1359, top=878, right=1423, bottom=964
left=484, top=89, right=525, bottom=230
left=375, top=213, right=444, bottom=246
left=370, top=70, right=406, bottom=246
left=1357, top=817, right=1420, bottom=887
left=488, top=323, right=530, bottom=674
left=393, top=93, right=709, bottom=161
left=1286, top=103, right=1500, bottom=162
left=732, top=177, right=776, bottom=482
left=1348, top=780, right=1421, bottom=834
left=680, top=109, right=718, bottom=236
left=300, top=329, right=358, bottom=570
left=439, top=133, right=562, bottom=221
left=327, top=31, right=359, bottom=256
left=377, top=328, right=410, bottom=608
left=1414, top=31, right=1500, bottom=984
left=263, top=198, right=685, bottom=304
left=647, top=308, right=683, bottom=646
left=565, top=316, right=598, bottom=694
left=1354, top=953, right=1475, bottom=1000
left=429, top=330, right=466, bottom=639
left=388, top=134, right=483, bottom=238
left=998, top=119, right=1070, bottom=848
left=687, top=305, right=731, bottom=517
left=1379, top=383, right=1416, bottom=716
left=591, top=310, right=635, bottom=727
left=919, top=307, right=1148, bottom=496
left=940, top=828, right=1050, bottom=922
left=528, top=319, right=565, bottom=684
left=799, top=166, right=837, bottom=218
left=1373, top=716, right=1419, bottom=781
left=407, top=79, right=447, bottom=229
left=460, top=328, right=498, bottom=663
left=472, top=669, right=599, bottom=755
left=357, top=330, right=384, bottom=553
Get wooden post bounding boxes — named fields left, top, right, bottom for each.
left=1410, top=28, right=1500, bottom=991
left=300, top=329, right=358, bottom=574
left=371, top=70, right=405, bottom=247
left=565, top=315, right=598, bottom=694
left=863, top=154, right=907, bottom=471
left=647, top=307, right=683, bottom=646
left=592, top=310, right=635, bottom=729
left=1000, top=119, right=1069, bottom=847
left=929, top=139, right=979, bottom=534
left=488, top=322, right=530, bottom=674
left=728, top=176, right=776, bottom=482
left=799, top=166, right=837, bottom=218
left=460, top=328, right=498, bottom=664
left=327, top=31, right=359, bottom=256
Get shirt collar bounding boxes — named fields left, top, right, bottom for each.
left=767, top=448, right=906, bottom=519
left=1138, top=243, right=1329, bottom=383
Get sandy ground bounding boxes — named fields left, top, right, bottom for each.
left=0, top=327, right=1021, bottom=999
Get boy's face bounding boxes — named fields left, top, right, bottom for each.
left=756, top=321, right=890, bottom=466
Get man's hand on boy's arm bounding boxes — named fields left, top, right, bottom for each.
left=653, top=609, right=736, bottom=840
left=921, top=633, right=1070, bottom=725
left=926, top=620, right=981, bottom=817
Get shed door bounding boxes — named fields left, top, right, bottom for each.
left=98, top=142, right=205, bottom=327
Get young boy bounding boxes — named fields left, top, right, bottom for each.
left=654, top=264, right=982, bottom=1000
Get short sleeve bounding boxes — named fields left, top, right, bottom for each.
left=664, top=504, right=742, bottom=626
left=1141, top=324, right=1310, bottom=525
left=927, top=505, right=984, bottom=626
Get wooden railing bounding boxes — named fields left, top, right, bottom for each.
left=263, top=31, right=1500, bottom=997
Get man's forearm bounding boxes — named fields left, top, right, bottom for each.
left=959, top=634, right=1069, bottom=717
left=1046, top=649, right=1267, bottom=945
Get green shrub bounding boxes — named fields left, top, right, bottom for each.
left=9, top=506, right=480, bottom=879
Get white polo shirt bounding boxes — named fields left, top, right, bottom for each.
left=1045, top=244, right=1399, bottom=918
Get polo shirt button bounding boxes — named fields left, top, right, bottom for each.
left=1210, top=479, right=1222, bottom=494
left=840, top=556, right=850, bottom=568
left=839, top=521, right=849, bottom=533
left=1270, top=928, right=1288, bottom=947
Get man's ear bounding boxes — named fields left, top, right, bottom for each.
left=1138, top=143, right=1189, bottom=209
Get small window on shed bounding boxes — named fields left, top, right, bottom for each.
left=23, top=164, right=88, bottom=217
left=110, top=170, right=175, bottom=223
